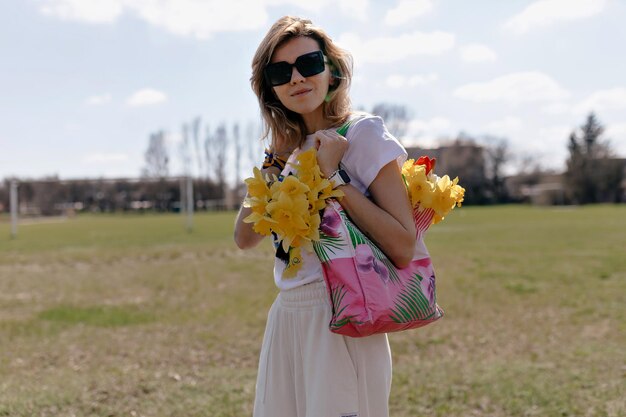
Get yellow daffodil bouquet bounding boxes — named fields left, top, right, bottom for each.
left=402, top=156, right=465, bottom=224
left=243, top=148, right=344, bottom=277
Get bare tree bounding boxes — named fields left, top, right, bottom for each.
left=203, top=126, right=211, bottom=180
left=482, top=136, right=511, bottom=203
left=441, top=135, right=489, bottom=205
left=142, top=130, right=169, bottom=178
left=512, top=152, right=544, bottom=176
left=233, top=123, right=242, bottom=187
left=246, top=121, right=264, bottom=168
left=214, top=124, right=228, bottom=198
left=371, top=103, right=409, bottom=142
left=204, top=124, right=228, bottom=198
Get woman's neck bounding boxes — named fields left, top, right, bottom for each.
left=301, top=107, right=330, bottom=134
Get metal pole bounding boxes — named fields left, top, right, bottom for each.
left=179, top=176, right=185, bottom=218
left=10, top=180, right=18, bottom=238
left=186, top=175, right=193, bottom=232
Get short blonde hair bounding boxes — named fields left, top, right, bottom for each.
left=251, top=16, right=353, bottom=152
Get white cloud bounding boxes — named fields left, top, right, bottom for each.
left=605, top=123, right=626, bottom=138
left=85, top=93, right=112, bottom=106
left=386, top=73, right=439, bottom=88
left=574, top=87, right=626, bottom=114
left=126, top=0, right=268, bottom=39
left=503, top=125, right=572, bottom=170
left=460, top=43, right=497, bottom=63
left=384, top=0, right=434, bottom=26
left=486, top=117, right=523, bottom=135
left=126, top=88, right=167, bottom=107
left=453, top=71, right=570, bottom=104
left=605, top=123, right=626, bottom=156
left=541, top=101, right=571, bottom=115
left=536, top=125, right=573, bottom=159
left=39, top=0, right=124, bottom=23
left=165, top=131, right=183, bottom=145
left=351, top=74, right=366, bottom=87
left=338, top=31, right=455, bottom=64
left=338, top=0, right=369, bottom=21
left=64, top=122, right=80, bottom=132
left=38, top=0, right=270, bottom=39
left=537, top=125, right=573, bottom=145
left=83, top=153, right=129, bottom=164
left=404, top=117, right=454, bottom=147
left=37, top=0, right=371, bottom=39
left=504, top=0, right=607, bottom=35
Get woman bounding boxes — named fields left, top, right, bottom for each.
left=235, top=16, right=416, bottom=417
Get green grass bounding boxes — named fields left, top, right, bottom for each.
left=0, top=206, right=625, bottom=416
left=38, top=305, right=156, bottom=327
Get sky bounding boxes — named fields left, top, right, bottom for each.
left=1, top=0, right=625, bottom=183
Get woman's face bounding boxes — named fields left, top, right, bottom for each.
left=270, top=36, right=332, bottom=119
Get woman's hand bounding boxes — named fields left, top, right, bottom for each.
left=313, top=130, right=348, bottom=177
left=234, top=165, right=278, bottom=250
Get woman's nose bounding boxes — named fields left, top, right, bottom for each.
left=289, top=66, right=305, bottom=84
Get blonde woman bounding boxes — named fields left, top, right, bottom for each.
left=235, top=16, right=416, bottom=417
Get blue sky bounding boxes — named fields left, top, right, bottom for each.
left=1, top=0, right=625, bottom=183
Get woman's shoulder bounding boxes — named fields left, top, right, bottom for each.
left=348, top=111, right=383, bottom=125
left=344, top=111, right=386, bottom=137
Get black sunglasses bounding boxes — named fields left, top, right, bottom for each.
left=264, top=50, right=326, bottom=87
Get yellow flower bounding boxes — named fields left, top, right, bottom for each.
left=266, top=191, right=310, bottom=251
left=403, top=162, right=435, bottom=208
left=430, top=175, right=462, bottom=224
left=317, top=179, right=344, bottom=202
left=451, top=179, right=465, bottom=207
left=306, top=212, right=321, bottom=241
left=243, top=195, right=269, bottom=216
left=296, top=151, right=328, bottom=200
left=275, top=175, right=310, bottom=200
left=242, top=211, right=277, bottom=235
left=244, top=167, right=271, bottom=200
left=402, top=158, right=465, bottom=224
left=296, top=148, right=318, bottom=171
left=243, top=147, right=352, bottom=265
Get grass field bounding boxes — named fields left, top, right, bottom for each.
left=0, top=206, right=625, bottom=417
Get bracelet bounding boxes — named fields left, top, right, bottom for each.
left=262, top=149, right=288, bottom=171
left=325, top=169, right=339, bottom=180
left=327, top=168, right=351, bottom=189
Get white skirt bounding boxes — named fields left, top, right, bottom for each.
left=253, top=280, right=392, bottom=417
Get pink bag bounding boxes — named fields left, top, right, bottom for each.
left=313, top=200, right=444, bottom=337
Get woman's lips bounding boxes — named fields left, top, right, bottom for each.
left=291, top=88, right=312, bottom=97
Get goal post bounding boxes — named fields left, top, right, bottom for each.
left=10, top=180, right=18, bottom=238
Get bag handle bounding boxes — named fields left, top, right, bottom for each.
left=336, top=119, right=353, bottom=137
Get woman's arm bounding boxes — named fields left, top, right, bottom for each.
left=233, top=166, right=280, bottom=249
left=234, top=203, right=265, bottom=249
left=335, top=162, right=416, bottom=267
left=315, top=130, right=416, bottom=268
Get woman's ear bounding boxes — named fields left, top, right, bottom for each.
left=328, top=75, right=338, bottom=91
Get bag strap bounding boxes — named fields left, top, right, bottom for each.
left=336, top=118, right=353, bottom=136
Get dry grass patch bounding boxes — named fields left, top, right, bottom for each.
left=0, top=207, right=625, bottom=416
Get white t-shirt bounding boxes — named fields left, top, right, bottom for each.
left=273, top=113, right=408, bottom=290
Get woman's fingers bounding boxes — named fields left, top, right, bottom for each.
left=314, top=130, right=348, bottom=176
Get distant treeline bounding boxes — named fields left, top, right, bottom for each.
left=1, top=112, right=624, bottom=216
left=0, top=177, right=225, bottom=216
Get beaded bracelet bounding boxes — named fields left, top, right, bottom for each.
left=262, top=149, right=288, bottom=171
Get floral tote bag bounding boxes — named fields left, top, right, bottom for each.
left=313, top=199, right=444, bottom=337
